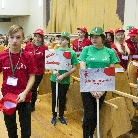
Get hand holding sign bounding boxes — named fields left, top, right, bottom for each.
left=90, top=91, right=105, bottom=98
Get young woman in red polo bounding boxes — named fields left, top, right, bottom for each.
left=25, top=29, right=48, bottom=112
left=111, top=28, right=132, bottom=70
left=105, top=29, right=114, bottom=46
left=73, top=27, right=92, bottom=57
left=0, top=25, right=37, bottom=138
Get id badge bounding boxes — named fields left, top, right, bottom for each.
left=6, top=76, right=18, bottom=86
left=133, top=55, right=138, bottom=59
left=122, top=55, right=128, bottom=60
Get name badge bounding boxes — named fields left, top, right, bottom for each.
left=133, top=55, right=138, bottom=59
left=6, top=76, right=18, bottom=86
left=122, top=55, right=128, bottom=60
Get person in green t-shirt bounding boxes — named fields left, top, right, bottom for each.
left=50, top=32, right=79, bottom=125
left=79, top=27, right=119, bottom=138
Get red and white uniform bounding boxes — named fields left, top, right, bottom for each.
left=25, top=42, right=48, bottom=75
left=111, top=43, right=132, bottom=70
left=0, top=49, right=37, bottom=102
left=73, top=38, right=92, bottom=53
left=126, top=38, right=138, bottom=60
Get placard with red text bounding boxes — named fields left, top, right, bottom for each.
left=80, top=67, right=115, bottom=92
left=45, top=50, right=71, bottom=71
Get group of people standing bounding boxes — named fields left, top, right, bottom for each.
left=0, top=24, right=137, bottom=138
left=73, top=26, right=138, bottom=70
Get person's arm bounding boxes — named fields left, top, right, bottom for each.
left=52, top=69, right=60, bottom=77
left=56, top=64, right=77, bottom=82
left=109, top=64, right=115, bottom=67
left=16, top=74, right=35, bottom=103
left=80, top=61, right=86, bottom=69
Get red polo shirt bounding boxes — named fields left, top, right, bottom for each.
left=0, top=49, right=37, bottom=102
left=111, top=43, right=131, bottom=70
left=73, top=38, right=92, bottom=52
left=126, top=38, right=138, bottom=60
left=25, top=42, right=48, bottom=75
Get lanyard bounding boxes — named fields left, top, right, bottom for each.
left=121, top=44, right=126, bottom=55
left=132, top=41, right=138, bottom=52
left=78, top=40, right=83, bottom=51
left=34, top=46, right=41, bottom=55
left=8, top=49, right=22, bottom=77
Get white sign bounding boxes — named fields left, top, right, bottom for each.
left=80, top=68, right=115, bottom=92
left=45, top=50, right=71, bottom=71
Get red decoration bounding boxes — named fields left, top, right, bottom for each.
left=63, top=52, right=71, bottom=59
left=104, top=67, right=115, bottom=76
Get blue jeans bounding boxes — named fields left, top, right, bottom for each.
left=4, top=102, right=31, bottom=138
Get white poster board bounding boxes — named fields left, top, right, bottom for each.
left=80, top=67, right=115, bottom=92
left=45, top=50, right=71, bottom=71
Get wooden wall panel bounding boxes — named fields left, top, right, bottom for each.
left=104, top=0, right=123, bottom=32
left=46, top=0, right=123, bottom=34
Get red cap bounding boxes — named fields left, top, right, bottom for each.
left=115, top=28, right=125, bottom=33
left=127, top=28, right=137, bottom=36
left=77, top=27, right=87, bottom=33
left=105, top=30, right=114, bottom=34
left=0, top=93, right=18, bottom=115
left=33, top=29, right=44, bottom=36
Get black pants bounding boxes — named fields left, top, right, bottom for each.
left=51, top=81, right=69, bottom=117
left=81, top=92, right=106, bottom=138
left=4, top=102, right=31, bottom=138
left=31, top=74, right=43, bottom=108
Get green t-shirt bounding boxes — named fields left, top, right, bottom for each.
left=50, top=48, right=79, bottom=84
left=79, top=45, right=119, bottom=68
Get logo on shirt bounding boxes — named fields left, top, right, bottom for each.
left=90, top=58, right=95, bottom=60
left=102, top=57, right=107, bottom=61
left=3, top=63, right=26, bottom=70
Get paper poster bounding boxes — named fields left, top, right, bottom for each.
left=80, top=67, right=115, bottom=92
left=45, top=50, right=71, bottom=71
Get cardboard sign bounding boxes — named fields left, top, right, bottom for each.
left=80, top=67, right=115, bottom=92
left=45, top=50, right=71, bottom=71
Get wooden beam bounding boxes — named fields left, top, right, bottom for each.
left=113, top=90, right=138, bottom=103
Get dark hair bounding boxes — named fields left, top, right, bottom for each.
left=84, top=32, right=89, bottom=38
left=50, top=36, right=55, bottom=43
left=104, top=38, right=111, bottom=48
left=90, top=34, right=106, bottom=44
left=105, top=33, right=114, bottom=42
left=64, top=36, right=70, bottom=47
left=33, top=33, right=44, bottom=45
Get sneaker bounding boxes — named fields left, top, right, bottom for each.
left=51, top=117, right=56, bottom=125
left=31, top=107, right=35, bottom=112
left=58, top=117, right=67, bottom=125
